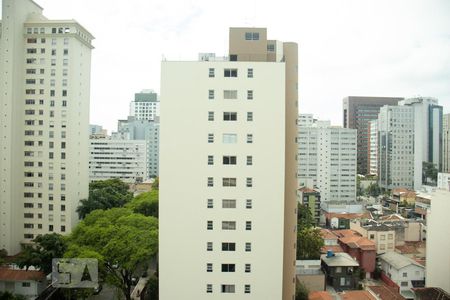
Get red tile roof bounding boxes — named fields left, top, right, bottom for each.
left=333, top=229, right=360, bottom=238
left=0, top=268, right=45, bottom=282
left=309, top=291, right=333, bottom=300
left=320, top=229, right=338, bottom=240
left=321, top=245, right=345, bottom=253
left=368, top=285, right=406, bottom=300
left=339, top=235, right=376, bottom=251
left=340, top=290, right=377, bottom=300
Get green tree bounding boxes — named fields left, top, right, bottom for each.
left=297, top=204, right=315, bottom=230
left=422, top=161, right=438, bottom=185
left=125, top=190, right=158, bottom=218
left=65, top=208, right=158, bottom=300
left=295, top=281, right=309, bottom=300
left=366, top=182, right=381, bottom=197
left=0, top=249, right=7, bottom=266
left=77, top=179, right=133, bottom=219
left=0, top=291, right=27, bottom=300
left=152, top=177, right=159, bottom=190
left=15, top=233, right=67, bottom=274
left=145, top=274, right=159, bottom=300
left=297, top=227, right=324, bottom=260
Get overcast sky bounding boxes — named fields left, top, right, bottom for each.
left=4, top=0, right=450, bottom=131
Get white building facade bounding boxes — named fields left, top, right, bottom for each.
left=159, top=28, right=298, bottom=299
left=368, top=119, right=378, bottom=176
left=89, top=138, right=147, bottom=183
left=443, top=113, right=450, bottom=173
left=0, top=0, right=93, bottom=254
left=297, top=116, right=357, bottom=203
left=378, top=106, right=415, bottom=190
left=129, top=89, right=159, bottom=121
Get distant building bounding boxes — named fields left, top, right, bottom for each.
left=89, top=138, right=147, bottom=183
left=443, top=114, right=450, bottom=172
left=342, top=96, right=402, bottom=175
left=298, top=116, right=357, bottom=203
left=0, top=267, right=46, bottom=299
left=437, top=173, right=450, bottom=191
left=426, top=189, right=450, bottom=293
left=89, top=124, right=105, bottom=135
left=129, top=90, right=159, bottom=121
left=368, top=120, right=378, bottom=176
left=320, top=252, right=360, bottom=290
left=298, top=187, right=321, bottom=225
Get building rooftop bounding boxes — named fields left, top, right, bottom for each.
left=309, top=291, right=333, bottom=300
left=367, top=285, right=406, bottom=300
left=325, top=212, right=371, bottom=220
left=339, top=290, right=376, bottom=300
left=339, top=235, right=376, bottom=251
left=321, top=252, right=359, bottom=267
left=0, top=268, right=45, bottom=281
left=320, top=229, right=338, bottom=240
left=298, top=187, right=318, bottom=193
left=379, top=252, right=425, bottom=270
left=321, top=245, right=345, bottom=254
left=412, top=287, right=450, bottom=300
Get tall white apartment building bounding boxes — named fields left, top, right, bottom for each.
left=297, top=116, right=357, bottom=203
left=368, top=119, right=378, bottom=175
left=378, top=106, right=415, bottom=190
left=159, top=28, right=298, bottom=299
left=89, top=138, right=147, bottom=183
left=129, top=89, right=159, bottom=121
left=399, top=97, right=443, bottom=187
left=443, top=114, right=450, bottom=173
left=0, top=0, right=93, bottom=254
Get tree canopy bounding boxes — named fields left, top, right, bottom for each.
left=65, top=208, right=158, bottom=300
left=125, top=190, right=158, bottom=218
left=297, top=204, right=323, bottom=260
left=297, top=204, right=315, bottom=230
left=77, top=179, right=133, bottom=219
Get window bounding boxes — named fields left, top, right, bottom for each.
left=222, top=221, right=236, bottom=230
left=51, top=49, right=56, bottom=55
left=336, top=267, right=342, bottom=273
left=223, top=156, right=236, bottom=165
left=62, top=90, right=67, bottom=97
left=245, top=264, right=251, bottom=273
left=207, top=221, right=213, bottom=230
left=208, top=111, right=214, bottom=121
left=246, top=156, right=253, bottom=165
left=208, top=68, right=215, bottom=78
left=63, top=49, right=69, bottom=55
left=24, top=213, right=34, bottom=218
left=247, top=90, right=253, bottom=99
left=49, top=225, right=54, bottom=232
left=245, top=32, right=259, bottom=40
left=267, top=44, right=275, bottom=52
left=208, top=133, right=214, bottom=143
left=22, top=282, right=31, bottom=288
left=63, top=59, right=68, bottom=66
left=207, top=199, right=213, bottom=208
left=223, top=90, right=237, bottom=99
left=247, top=68, right=254, bottom=78
left=380, top=234, right=386, bottom=240
left=221, top=285, right=235, bottom=293
left=207, top=263, right=213, bottom=272
left=208, top=90, right=214, bottom=100
left=402, top=272, right=407, bottom=278
left=224, top=68, right=238, bottom=77
left=206, top=284, right=213, bottom=293
left=223, top=133, right=237, bottom=144
left=222, top=199, right=236, bottom=208
left=61, top=225, right=66, bottom=232
left=246, top=177, right=253, bottom=187
left=207, top=242, right=213, bottom=251
left=222, top=242, right=236, bottom=251
left=222, top=178, right=236, bottom=187
left=223, top=112, right=237, bottom=121
left=247, top=112, right=253, bottom=121
left=388, top=234, right=394, bottom=239
left=369, top=234, right=375, bottom=239
left=401, top=281, right=408, bottom=287
left=208, top=155, right=214, bottom=165
left=246, top=221, right=252, bottom=230
left=61, top=205, right=66, bottom=211
left=244, top=285, right=251, bottom=294
left=207, top=177, right=214, bottom=187
left=246, top=199, right=252, bottom=209
left=247, top=134, right=253, bottom=143
left=245, top=242, right=252, bottom=252
left=221, top=264, right=235, bottom=272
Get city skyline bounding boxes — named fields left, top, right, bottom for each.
left=1, top=0, right=449, bottom=131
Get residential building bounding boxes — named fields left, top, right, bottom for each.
left=0, top=267, right=46, bottom=299
left=89, top=138, right=147, bottom=183
left=350, top=220, right=396, bottom=254
left=298, top=116, right=357, bottom=203
left=0, top=0, right=93, bottom=254
left=443, top=114, right=450, bottom=172
left=297, top=187, right=320, bottom=225
left=320, top=229, right=344, bottom=254
left=379, top=252, right=425, bottom=298
left=296, top=260, right=325, bottom=292
left=320, top=252, right=360, bottom=290
left=159, top=28, right=298, bottom=299
left=321, top=201, right=363, bottom=214
left=129, top=89, right=159, bottom=121
left=378, top=105, right=415, bottom=190
left=368, top=120, right=378, bottom=176
left=437, top=173, right=450, bottom=191
left=399, top=97, right=443, bottom=186
left=426, top=189, right=450, bottom=293
left=414, top=193, right=431, bottom=220
left=325, top=212, right=371, bottom=230
left=343, top=96, right=402, bottom=175
left=116, top=116, right=159, bottom=177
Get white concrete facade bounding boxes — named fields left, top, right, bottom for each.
left=378, top=106, right=415, bottom=190
left=89, top=138, right=147, bottom=183
left=443, top=114, right=450, bottom=173
left=437, top=173, right=450, bottom=191
left=297, top=116, right=357, bottom=202
left=368, top=119, right=378, bottom=176
left=160, top=28, right=297, bottom=299
left=0, top=0, right=93, bottom=254
left=129, top=89, right=159, bottom=121
left=426, top=189, right=450, bottom=293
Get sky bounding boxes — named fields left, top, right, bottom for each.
left=3, top=0, right=450, bottom=131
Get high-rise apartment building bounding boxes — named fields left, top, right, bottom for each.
left=399, top=97, right=443, bottom=187
left=343, top=96, right=402, bottom=175
left=297, top=116, right=357, bottom=203
left=368, top=119, right=378, bottom=176
left=378, top=106, right=415, bottom=190
left=159, top=28, right=298, bottom=299
left=89, top=138, right=147, bottom=183
left=444, top=114, right=450, bottom=173
left=0, top=0, right=93, bottom=254
left=129, top=89, right=159, bottom=121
